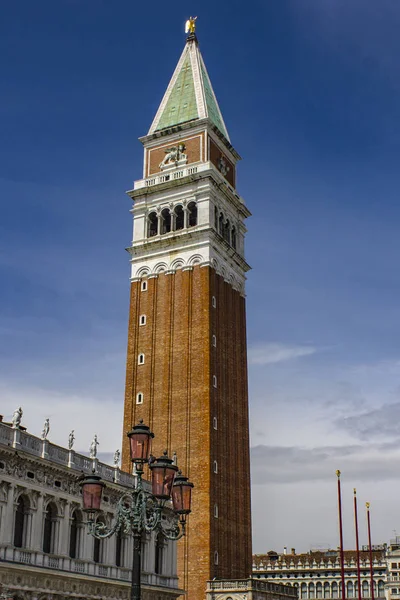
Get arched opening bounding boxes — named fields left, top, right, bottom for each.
left=362, top=581, right=369, bottom=598
left=187, top=202, right=197, bottom=227
left=332, top=582, right=338, bottom=599
left=301, top=584, right=307, bottom=599
left=317, top=583, right=323, bottom=599
left=161, top=208, right=171, bottom=234
left=378, top=581, right=385, bottom=597
left=309, top=583, right=315, bottom=599
left=224, top=219, right=230, bottom=244
left=69, top=510, right=82, bottom=559
left=324, top=583, right=330, bottom=599
left=174, top=205, right=184, bottom=230
left=148, top=212, right=158, bottom=237
left=155, top=533, right=164, bottom=575
left=43, top=502, right=57, bottom=554
left=14, top=495, right=28, bottom=548
left=231, top=226, right=237, bottom=249
left=347, top=582, right=354, bottom=598
left=214, top=206, right=218, bottom=229
left=219, top=213, right=224, bottom=236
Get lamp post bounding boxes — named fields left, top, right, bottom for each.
left=80, top=420, right=193, bottom=600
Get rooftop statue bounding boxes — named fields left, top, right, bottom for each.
left=113, top=449, right=121, bottom=466
left=89, top=434, right=99, bottom=459
left=12, top=406, right=23, bottom=429
left=68, top=429, right=75, bottom=450
left=41, top=418, right=50, bottom=440
left=185, top=16, right=197, bottom=35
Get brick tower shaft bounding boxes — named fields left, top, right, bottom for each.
left=122, top=29, right=252, bottom=600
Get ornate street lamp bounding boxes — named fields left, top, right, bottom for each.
left=80, top=420, right=193, bottom=600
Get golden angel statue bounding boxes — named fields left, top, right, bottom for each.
left=185, top=16, right=197, bottom=35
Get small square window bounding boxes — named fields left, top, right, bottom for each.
left=139, top=315, right=146, bottom=326
left=212, top=296, right=216, bottom=308
left=141, top=281, right=148, bottom=292
left=136, top=392, right=144, bottom=405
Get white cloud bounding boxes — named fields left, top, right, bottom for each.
left=248, top=342, right=316, bottom=365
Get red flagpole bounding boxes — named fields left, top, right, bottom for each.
left=354, top=489, right=362, bottom=600
left=366, top=503, right=375, bottom=600
left=337, top=470, right=346, bottom=600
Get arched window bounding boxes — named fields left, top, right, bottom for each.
left=43, top=502, right=57, bottom=554
left=138, top=354, right=145, bottom=365
left=175, top=205, right=184, bottom=230
left=324, top=583, right=330, bottom=598
left=115, top=530, right=124, bottom=567
left=93, top=517, right=105, bottom=564
left=213, top=460, right=218, bottom=474
left=212, top=296, right=216, bottom=308
left=317, top=583, right=323, bottom=598
left=347, top=582, right=354, bottom=598
left=212, top=335, right=217, bottom=347
left=378, top=581, right=385, bottom=597
left=231, top=226, right=237, bottom=249
left=14, top=495, right=28, bottom=548
left=362, top=581, right=369, bottom=598
left=213, top=416, right=218, bottom=430
left=224, top=219, right=231, bottom=244
left=214, top=504, right=218, bottom=518
left=69, top=509, right=83, bottom=559
left=309, top=583, right=315, bottom=599
left=219, top=213, right=224, bottom=236
left=155, top=533, right=163, bottom=575
left=188, top=202, right=197, bottom=227
left=161, top=208, right=171, bottom=234
left=148, top=212, right=158, bottom=237
left=301, top=583, right=308, bottom=599
left=214, top=551, right=219, bottom=566
left=141, top=280, right=147, bottom=292
left=332, top=582, right=338, bottom=599
left=139, top=315, right=146, bottom=326
left=136, top=392, right=144, bottom=405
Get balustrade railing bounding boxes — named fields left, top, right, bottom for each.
left=3, top=546, right=179, bottom=590
left=0, top=422, right=136, bottom=488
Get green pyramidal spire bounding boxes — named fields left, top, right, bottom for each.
left=148, top=35, right=230, bottom=141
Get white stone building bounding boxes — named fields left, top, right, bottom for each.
left=253, top=549, right=386, bottom=600
left=384, top=537, right=400, bottom=600
left=0, top=419, right=182, bottom=600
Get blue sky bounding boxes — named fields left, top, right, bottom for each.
left=2, top=0, right=400, bottom=553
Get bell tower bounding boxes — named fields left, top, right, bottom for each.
left=122, top=25, right=252, bottom=600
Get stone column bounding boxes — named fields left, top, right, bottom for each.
left=183, top=207, right=189, bottom=229
left=32, top=493, right=44, bottom=552
left=59, top=501, right=71, bottom=557
left=2, top=483, right=15, bottom=546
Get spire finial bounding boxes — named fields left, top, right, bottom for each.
left=185, top=16, right=197, bottom=37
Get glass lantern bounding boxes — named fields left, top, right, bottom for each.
left=80, top=473, right=104, bottom=515
left=171, top=471, right=194, bottom=515
left=150, top=452, right=178, bottom=499
left=127, top=420, right=154, bottom=463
